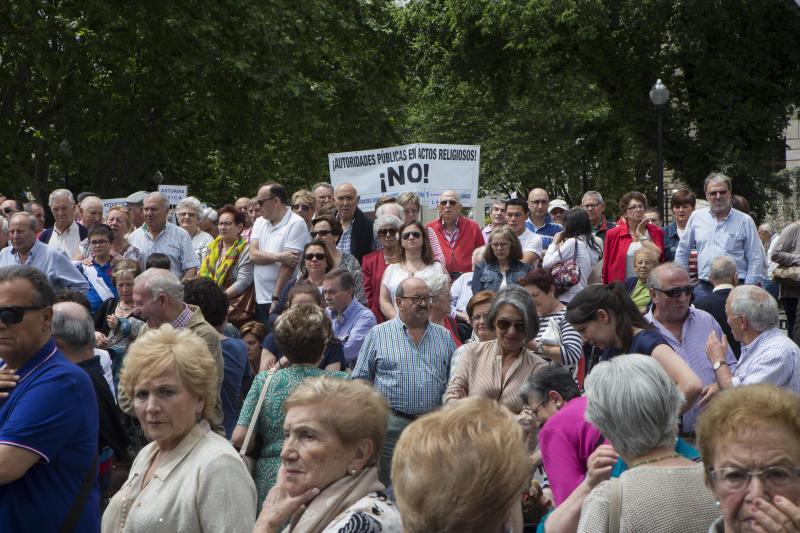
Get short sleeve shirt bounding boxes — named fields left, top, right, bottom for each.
left=128, top=222, right=200, bottom=278
left=251, top=210, right=310, bottom=303
left=0, top=339, right=100, bottom=532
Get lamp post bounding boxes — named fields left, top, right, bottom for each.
left=649, top=79, right=670, bottom=222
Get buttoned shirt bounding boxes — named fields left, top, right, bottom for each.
left=441, top=216, right=461, bottom=248
left=327, top=298, right=377, bottom=365
left=674, top=207, right=763, bottom=284
left=525, top=214, right=562, bottom=249
left=337, top=221, right=353, bottom=254
left=733, top=328, right=800, bottom=392
left=0, top=240, right=88, bottom=292
left=645, top=307, right=737, bottom=432
left=171, top=304, right=193, bottom=330
left=128, top=222, right=200, bottom=279
left=46, top=220, right=82, bottom=258
left=353, top=318, right=455, bottom=415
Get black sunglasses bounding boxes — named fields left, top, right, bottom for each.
left=0, top=305, right=46, bottom=325
left=305, top=253, right=326, bottom=261
left=377, top=229, right=397, bottom=237
left=654, top=285, right=694, bottom=298
left=495, top=318, right=525, bottom=333
left=439, top=199, right=458, bottom=206
left=401, top=231, right=422, bottom=240
left=257, top=196, right=275, bottom=207
left=2, top=207, right=14, bottom=214
left=292, top=204, right=310, bottom=212
left=310, top=229, right=333, bottom=238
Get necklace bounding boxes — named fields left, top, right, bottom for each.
left=118, top=302, right=133, bottom=311
left=629, top=452, right=682, bottom=468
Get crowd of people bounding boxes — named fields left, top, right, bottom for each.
left=1, top=174, right=800, bottom=532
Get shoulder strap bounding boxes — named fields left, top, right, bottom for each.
left=59, top=451, right=97, bottom=533
left=607, top=477, right=622, bottom=533
left=239, top=369, right=275, bottom=459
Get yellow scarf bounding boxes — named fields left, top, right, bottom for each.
left=200, top=236, right=246, bottom=287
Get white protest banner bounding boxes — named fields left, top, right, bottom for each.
left=329, top=143, right=480, bottom=213
left=102, top=198, right=126, bottom=215
left=158, top=184, right=188, bottom=206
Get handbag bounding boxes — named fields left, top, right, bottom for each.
left=773, top=265, right=800, bottom=287
left=238, top=369, right=275, bottom=476
left=550, top=240, right=581, bottom=294
left=608, top=477, right=622, bottom=533
left=540, top=317, right=562, bottom=347
left=228, top=284, right=256, bottom=328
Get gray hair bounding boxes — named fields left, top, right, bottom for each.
left=376, top=202, right=404, bottom=221
left=10, top=212, right=38, bottom=232
left=134, top=268, right=184, bottom=303
left=471, top=246, right=486, bottom=266
left=729, top=285, right=779, bottom=331
left=144, top=192, right=170, bottom=209
left=709, top=256, right=738, bottom=284
left=312, top=182, right=334, bottom=194
left=0, top=216, right=7, bottom=234
left=486, top=285, right=539, bottom=343
left=48, top=188, right=75, bottom=206
left=758, top=223, right=776, bottom=237
left=0, top=265, right=55, bottom=308
left=584, top=354, right=684, bottom=459
left=703, top=172, right=732, bottom=193
left=425, top=274, right=451, bottom=297
left=80, top=195, right=102, bottom=209
left=582, top=190, right=604, bottom=204
left=647, top=262, right=688, bottom=290
left=372, top=214, right=402, bottom=239
left=176, top=196, right=203, bottom=217
left=52, top=302, right=95, bottom=351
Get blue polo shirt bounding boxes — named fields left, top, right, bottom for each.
left=0, top=338, right=100, bottom=532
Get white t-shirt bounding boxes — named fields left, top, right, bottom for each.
left=381, top=261, right=448, bottom=306
left=542, top=237, right=601, bottom=303
left=251, top=210, right=309, bottom=304
left=517, top=228, right=544, bottom=264
left=191, top=231, right=214, bottom=264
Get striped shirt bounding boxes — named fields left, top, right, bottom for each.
left=535, top=309, right=583, bottom=378
left=353, top=318, right=455, bottom=415
left=645, top=307, right=737, bottom=431
left=733, top=328, right=800, bottom=392
left=444, top=339, right=548, bottom=428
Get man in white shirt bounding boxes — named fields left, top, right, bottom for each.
left=41, top=189, right=86, bottom=258
left=504, top=198, right=543, bottom=266
left=249, top=182, right=309, bottom=324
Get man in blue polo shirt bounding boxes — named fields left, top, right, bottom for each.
left=0, top=265, right=99, bottom=532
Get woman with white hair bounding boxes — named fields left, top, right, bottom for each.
left=361, top=213, right=403, bottom=323
left=445, top=285, right=547, bottom=430
left=576, top=354, right=719, bottom=532
left=427, top=274, right=467, bottom=346
left=176, top=196, right=213, bottom=263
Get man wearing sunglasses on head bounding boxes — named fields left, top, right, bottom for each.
left=426, top=190, right=484, bottom=280
left=644, top=263, right=736, bottom=439
left=0, top=265, right=100, bottom=532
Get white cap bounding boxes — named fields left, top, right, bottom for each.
left=548, top=199, right=568, bottom=213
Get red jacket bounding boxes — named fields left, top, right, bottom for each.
left=426, top=216, right=485, bottom=274
left=361, top=249, right=389, bottom=323
left=602, top=218, right=665, bottom=284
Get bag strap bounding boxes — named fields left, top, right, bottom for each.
left=607, top=477, right=622, bottom=533
left=59, top=451, right=97, bottom=533
left=239, top=369, right=275, bottom=459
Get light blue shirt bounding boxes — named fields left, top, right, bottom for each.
left=327, top=297, right=376, bottom=365
left=128, top=222, right=200, bottom=279
left=353, top=318, right=455, bottom=415
left=0, top=240, right=88, bottom=293
left=674, top=207, right=763, bottom=285
left=734, top=328, right=800, bottom=392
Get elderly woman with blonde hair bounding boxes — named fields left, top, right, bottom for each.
left=253, top=377, right=402, bottom=533
left=102, top=325, right=256, bottom=532
left=392, top=396, right=531, bottom=533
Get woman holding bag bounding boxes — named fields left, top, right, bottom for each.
left=199, top=204, right=254, bottom=327
left=542, top=208, right=603, bottom=304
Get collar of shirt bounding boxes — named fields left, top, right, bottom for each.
left=528, top=213, right=553, bottom=231
left=12, top=239, right=43, bottom=262
left=329, top=297, right=359, bottom=322
left=396, top=317, right=433, bottom=337
left=141, top=222, right=168, bottom=240
left=712, top=284, right=735, bottom=292
left=140, top=422, right=209, bottom=481
left=0, top=338, right=58, bottom=383
left=53, top=221, right=78, bottom=237
left=740, top=327, right=780, bottom=358
left=171, top=304, right=193, bottom=329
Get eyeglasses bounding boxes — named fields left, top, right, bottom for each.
left=654, top=285, right=694, bottom=298
left=292, top=204, right=311, bottom=212
left=710, top=466, right=800, bottom=493
left=310, top=229, right=332, bottom=238
left=2, top=207, right=14, bottom=214
left=495, top=318, right=525, bottom=333
left=177, top=212, right=196, bottom=218
left=0, top=305, right=46, bottom=325
left=399, top=295, right=432, bottom=306
left=626, top=204, right=645, bottom=212
left=257, top=196, right=275, bottom=207
left=530, top=398, right=550, bottom=417
left=439, top=199, right=459, bottom=206
left=582, top=203, right=600, bottom=210
left=470, top=312, right=488, bottom=323
left=218, top=220, right=236, bottom=227
left=304, top=253, right=326, bottom=261
left=490, top=242, right=511, bottom=248
left=377, top=229, right=397, bottom=238
left=89, top=239, right=110, bottom=246
left=401, top=231, right=422, bottom=240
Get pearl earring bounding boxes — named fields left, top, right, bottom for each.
left=349, top=468, right=357, bottom=476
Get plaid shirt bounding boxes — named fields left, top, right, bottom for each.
left=171, top=304, right=193, bottom=330
left=337, top=222, right=353, bottom=254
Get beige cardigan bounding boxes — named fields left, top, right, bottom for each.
left=102, top=423, right=256, bottom=532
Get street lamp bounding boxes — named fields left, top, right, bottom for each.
left=649, top=79, right=670, bottom=222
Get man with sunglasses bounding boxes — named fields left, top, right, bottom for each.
left=0, top=213, right=88, bottom=293
left=353, top=276, right=456, bottom=486
left=250, top=182, right=309, bottom=324
left=644, top=263, right=736, bottom=437
left=675, top=173, right=763, bottom=302
left=333, top=182, right=373, bottom=263
left=0, top=199, right=20, bottom=219
left=0, top=265, right=100, bottom=532
left=426, top=190, right=484, bottom=279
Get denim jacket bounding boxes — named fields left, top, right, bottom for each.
left=471, top=260, right=532, bottom=293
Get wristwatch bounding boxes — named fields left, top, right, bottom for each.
left=712, top=360, right=728, bottom=371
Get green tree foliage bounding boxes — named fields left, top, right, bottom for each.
left=0, top=1, right=403, bottom=205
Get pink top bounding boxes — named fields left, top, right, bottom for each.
left=539, top=396, right=604, bottom=505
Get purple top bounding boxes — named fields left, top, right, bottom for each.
left=539, top=396, right=604, bottom=505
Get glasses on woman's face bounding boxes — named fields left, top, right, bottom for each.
left=378, top=229, right=397, bottom=238
left=305, top=253, right=326, bottom=262
left=490, top=241, right=510, bottom=248
left=401, top=231, right=422, bottom=240
left=495, top=318, right=525, bottom=333
left=90, top=239, right=110, bottom=247
left=531, top=398, right=551, bottom=417
left=292, top=204, right=311, bottom=212
left=470, top=312, right=488, bottom=323
left=710, top=466, right=800, bottom=493
left=310, top=229, right=332, bottom=239
left=627, top=204, right=645, bottom=212
left=177, top=211, right=196, bottom=219
left=218, top=220, right=236, bottom=227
